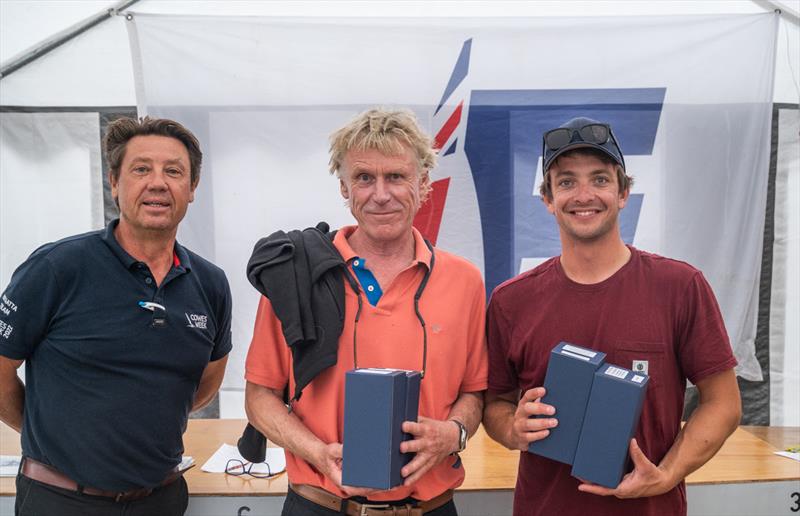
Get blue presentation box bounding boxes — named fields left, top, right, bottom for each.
left=529, top=342, right=606, bottom=465
left=342, top=368, right=421, bottom=489
left=572, top=363, right=649, bottom=488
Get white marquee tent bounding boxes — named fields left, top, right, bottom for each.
left=1, top=0, right=798, bottom=427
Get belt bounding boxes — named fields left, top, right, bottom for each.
left=21, top=457, right=186, bottom=502
left=290, top=483, right=454, bottom=516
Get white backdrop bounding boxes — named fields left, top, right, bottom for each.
left=0, top=113, right=105, bottom=287
left=128, top=13, right=776, bottom=389
left=1, top=0, right=798, bottom=424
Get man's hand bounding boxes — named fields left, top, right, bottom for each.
left=313, top=442, right=379, bottom=497
left=577, top=438, right=673, bottom=498
left=399, top=416, right=460, bottom=486
left=509, top=387, right=557, bottom=451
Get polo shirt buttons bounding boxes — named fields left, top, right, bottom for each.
left=367, top=285, right=374, bottom=292
left=145, top=277, right=153, bottom=285
left=353, top=260, right=360, bottom=266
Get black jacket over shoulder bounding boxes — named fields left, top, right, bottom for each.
left=246, top=221, right=346, bottom=402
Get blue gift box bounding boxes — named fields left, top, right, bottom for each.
left=342, top=368, right=421, bottom=489
left=571, top=363, right=649, bottom=488
left=528, top=342, right=606, bottom=465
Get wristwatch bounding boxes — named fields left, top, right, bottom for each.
left=451, top=419, right=468, bottom=454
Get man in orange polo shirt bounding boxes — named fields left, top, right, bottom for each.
left=245, top=108, right=488, bottom=515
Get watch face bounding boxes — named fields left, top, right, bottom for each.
left=457, top=421, right=467, bottom=452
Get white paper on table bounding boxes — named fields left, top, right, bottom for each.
left=0, top=455, right=21, bottom=477
left=201, top=443, right=286, bottom=476
left=773, top=451, right=800, bottom=462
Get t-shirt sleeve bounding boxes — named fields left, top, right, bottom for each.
left=210, top=276, right=233, bottom=361
left=486, top=290, right=518, bottom=394
left=245, top=295, right=291, bottom=391
left=677, top=271, right=738, bottom=384
left=0, top=250, right=61, bottom=360
left=459, top=271, right=488, bottom=393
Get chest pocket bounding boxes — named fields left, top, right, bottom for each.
left=609, top=341, right=665, bottom=392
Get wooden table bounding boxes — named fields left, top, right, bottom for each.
left=2, top=421, right=799, bottom=515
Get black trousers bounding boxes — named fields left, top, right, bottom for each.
left=15, top=474, right=188, bottom=516
left=281, top=488, right=459, bottom=516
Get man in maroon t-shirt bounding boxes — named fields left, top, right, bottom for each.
left=482, top=117, right=742, bottom=516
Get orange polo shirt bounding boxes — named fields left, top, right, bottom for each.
left=245, top=225, right=488, bottom=502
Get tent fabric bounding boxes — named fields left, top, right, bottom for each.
left=128, top=13, right=777, bottom=389
left=1, top=4, right=797, bottom=425
left=770, top=105, right=800, bottom=425
left=0, top=112, right=105, bottom=288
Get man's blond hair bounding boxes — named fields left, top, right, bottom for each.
left=329, top=108, right=437, bottom=202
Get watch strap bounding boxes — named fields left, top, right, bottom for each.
left=450, top=419, right=467, bottom=454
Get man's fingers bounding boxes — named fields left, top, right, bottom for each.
left=402, top=456, right=434, bottom=486
left=514, top=414, right=557, bottom=439
left=400, top=438, right=423, bottom=454
left=400, top=452, right=427, bottom=479
left=524, top=415, right=558, bottom=431
left=402, top=421, right=423, bottom=436
left=577, top=483, right=615, bottom=496
left=628, top=438, right=648, bottom=467
left=525, top=428, right=551, bottom=443
left=403, top=467, right=429, bottom=487
left=524, top=399, right=556, bottom=417
left=522, top=387, right=546, bottom=402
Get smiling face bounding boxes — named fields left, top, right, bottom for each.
left=339, top=145, right=423, bottom=247
left=543, top=152, right=629, bottom=245
left=110, top=135, right=196, bottom=238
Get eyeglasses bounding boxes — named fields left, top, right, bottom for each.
left=224, top=459, right=277, bottom=479
left=544, top=123, right=611, bottom=150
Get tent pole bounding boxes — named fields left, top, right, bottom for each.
left=754, top=0, right=800, bottom=25
left=0, top=0, right=139, bottom=80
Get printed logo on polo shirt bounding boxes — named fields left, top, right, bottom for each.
left=185, top=312, right=208, bottom=330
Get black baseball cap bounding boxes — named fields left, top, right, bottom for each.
left=542, top=117, right=626, bottom=174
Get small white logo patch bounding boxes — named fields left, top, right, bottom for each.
left=632, top=360, right=649, bottom=375
left=185, top=313, right=208, bottom=329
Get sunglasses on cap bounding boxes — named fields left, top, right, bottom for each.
left=544, top=123, right=612, bottom=150
left=541, top=121, right=625, bottom=173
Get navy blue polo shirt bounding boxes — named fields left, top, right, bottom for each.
left=0, top=220, right=232, bottom=491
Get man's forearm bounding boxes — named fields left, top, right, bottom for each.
left=657, top=370, right=741, bottom=487
left=244, top=382, right=326, bottom=468
left=482, top=395, right=517, bottom=450
left=0, top=359, right=25, bottom=432
left=448, top=391, right=484, bottom=438
left=191, top=356, right=228, bottom=413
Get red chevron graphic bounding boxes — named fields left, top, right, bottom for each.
left=433, top=101, right=464, bottom=150
left=414, top=177, right=451, bottom=245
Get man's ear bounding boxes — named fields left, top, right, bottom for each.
left=109, top=171, right=118, bottom=199
left=618, top=185, right=630, bottom=210
left=542, top=192, right=556, bottom=215
left=340, top=178, right=349, bottom=200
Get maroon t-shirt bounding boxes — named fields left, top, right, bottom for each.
left=487, top=247, right=737, bottom=516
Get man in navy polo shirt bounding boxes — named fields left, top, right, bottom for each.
left=0, top=117, right=232, bottom=516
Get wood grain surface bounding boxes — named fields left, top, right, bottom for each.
left=2, top=420, right=798, bottom=496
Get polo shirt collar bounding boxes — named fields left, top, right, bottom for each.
left=333, top=225, right=433, bottom=271
left=173, top=240, right=192, bottom=271
left=101, top=218, right=192, bottom=272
